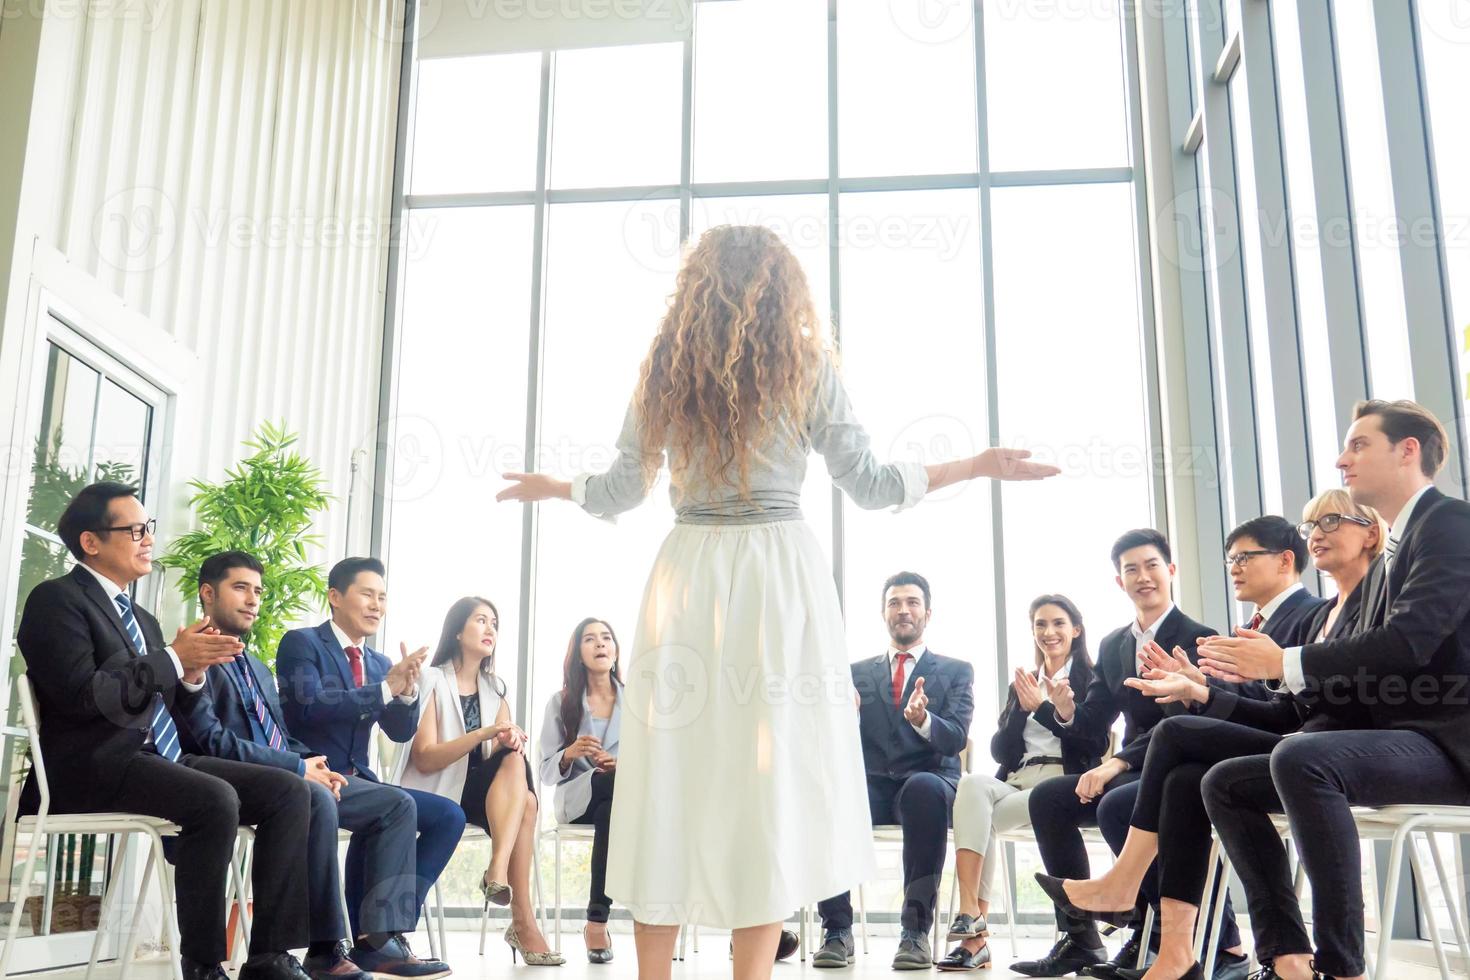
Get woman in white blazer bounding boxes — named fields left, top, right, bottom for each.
left=537, top=618, right=623, bottom=963
left=392, top=596, right=563, bottom=966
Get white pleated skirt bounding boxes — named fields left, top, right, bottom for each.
left=604, top=519, right=877, bottom=929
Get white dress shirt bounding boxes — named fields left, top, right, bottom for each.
left=329, top=619, right=416, bottom=704
left=1020, top=657, right=1070, bottom=763
left=77, top=563, right=203, bottom=691
left=887, top=645, right=932, bottom=740
left=1129, top=604, right=1176, bottom=675
left=1281, top=483, right=1434, bottom=693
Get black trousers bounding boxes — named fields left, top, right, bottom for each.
left=570, top=770, right=615, bottom=923
left=819, top=772, right=956, bottom=934
left=112, top=751, right=311, bottom=965
left=1029, top=768, right=1142, bottom=947
left=1202, top=730, right=1470, bottom=978
left=1123, top=716, right=1267, bottom=949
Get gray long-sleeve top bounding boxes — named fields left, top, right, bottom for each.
left=570, top=354, right=929, bottom=524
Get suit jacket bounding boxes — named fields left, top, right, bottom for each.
left=990, top=655, right=1107, bottom=780
left=1033, top=606, right=1216, bottom=769
left=1204, top=582, right=1367, bottom=734
left=851, top=649, right=974, bottom=786
left=1298, top=487, right=1470, bottom=781
left=16, top=566, right=184, bottom=813
left=275, top=621, right=420, bottom=780
left=172, top=650, right=317, bottom=773
left=1217, top=587, right=1333, bottom=704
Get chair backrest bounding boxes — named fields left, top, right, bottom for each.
left=11, top=674, right=51, bottom=816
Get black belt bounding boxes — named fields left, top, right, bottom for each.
left=1018, top=756, right=1063, bottom=769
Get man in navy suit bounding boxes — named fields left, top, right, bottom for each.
left=813, top=571, right=975, bottom=972
left=276, top=558, right=465, bottom=971
left=172, top=552, right=449, bottom=979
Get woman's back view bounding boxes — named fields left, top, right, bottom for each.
left=498, top=225, right=1057, bottom=980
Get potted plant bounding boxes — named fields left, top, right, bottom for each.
left=156, top=421, right=331, bottom=670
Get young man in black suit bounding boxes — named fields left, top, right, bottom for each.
left=814, top=571, right=975, bottom=971
left=172, top=551, right=449, bottom=979
left=16, top=483, right=313, bottom=980
left=1200, top=400, right=1470, bottom=980
left=1012, top=529, right=1218, bottom=979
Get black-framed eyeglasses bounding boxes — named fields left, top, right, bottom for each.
left=96, top=519, right=157, bottom=542
left=1297, top=513, right=1374, bottom=539
left=1224, top=549, right=1282, bottom=570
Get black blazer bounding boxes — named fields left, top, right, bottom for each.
left=991, top=655, right=1107, bottom=779
left=172, top=651, right=318, bottom=773
left=16, top=566, right=185, bottom=813
left=1203, top=582, right=1368, bottom=734
left=852, top=649, right=974, bottom=787
left=1261, top=587, right=1331, bottom=648
left=1033, top=606, right=1216, bottom=769
left=1299, top=487, right=1470, bottom=781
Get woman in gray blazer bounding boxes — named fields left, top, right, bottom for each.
left=538, top=618, right=623, bottom=963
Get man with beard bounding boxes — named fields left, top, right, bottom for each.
left=813, top=571, right=975, bottom=972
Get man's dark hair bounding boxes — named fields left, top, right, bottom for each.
left=57, top=481, right=140, bottom=561
left=882, top=571, right=932, bottom=610
left=328, top=556, right=386, bottom=593
left=198, top=551, right=266, bottom=595
left=1354, top=398, right=1449, bottom=477
left=1110, top=528, right=1172, bottom=571
left=1226, top=515, right=1308, bottom=574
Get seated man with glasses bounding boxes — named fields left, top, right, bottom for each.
left=17, top=482, right=316, bottom=980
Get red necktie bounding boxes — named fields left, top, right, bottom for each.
left=1248, top=613, right=1264, bottom=631
left=892, top=653, right=910, bottom=707
left=345, top=646, right=365, bottom=687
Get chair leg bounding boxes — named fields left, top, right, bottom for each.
left=434, top=883, right=448, bottom=962
left=149, top=833, right=185, bottom=980
left=87, top=834, right=131, bottom=980
left=857, top=883, right=869, bottom=954
left=799, top=906, right=808, bottom=962
left=677, top=923, right=686, bottom=962
left=227, top=837, right=254, bottom=970
left=40, top=841, right=58, bottom=938
left=693, top=921, right=700, bottom=955
left=0, top=825, right=46, bottom=980
left=424, top=894, right=439, bottom=961
left=999, top=842, right=1019, bottom=960
left=531, top=834, right=548, bottom=939
left=1424, top=830, right=1470, bottom=970
left=1193, top=841, right=1220, bottom=958
left=118, top=840, right=159, bottom=980
left=1407, top=837, right=1451, bottom=980
left=554, top=833, right=563, bottom=956
left=1199, top=857, right=1231, bottom=979
left=1138, top=906, right=1155, bottom=969
left=1374, top=824, right=1413, bottom=980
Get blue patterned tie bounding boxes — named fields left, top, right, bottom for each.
left=114, top=593, right=182, bottom=762
left=234, top=655, right=285, bottom=750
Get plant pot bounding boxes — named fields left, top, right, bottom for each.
left=24, top=891, right=102, bottom=934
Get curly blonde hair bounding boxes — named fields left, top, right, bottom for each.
left=633, top=225, right=829, bottom=497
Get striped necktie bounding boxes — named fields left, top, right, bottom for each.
left=114, top=592, right=181, bottom=762
left=233, top=654, right=285, bottom=750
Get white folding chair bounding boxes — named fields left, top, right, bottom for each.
left=1197, top=805, right=1470, bottom=980
left=849, top=739, right=974, bottom=958
left=0, top=674, right=256, bottom=980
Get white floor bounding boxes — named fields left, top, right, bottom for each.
left=29, top=924, right=1457, bottom=980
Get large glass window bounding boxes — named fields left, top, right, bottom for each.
left=387, top=0, right=1152, bottom=917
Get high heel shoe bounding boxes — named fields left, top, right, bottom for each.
left=582, top=924, right=613, bottom=964
left=479, top=872, right=512, bottom=907
left=504, top=924, right=565, bottom=966
left=1034, top=873, right=1136, bottom=928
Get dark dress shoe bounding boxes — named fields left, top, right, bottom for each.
left=302, top=942, right=369, bottom=980
left=1211, top=951, right=1250, bottom=980
left=181, top=959, right=229, bottom=980
left=239, top=953, right=312, bottom=980
left=584, top=924, right=614, bottom=964
left=813, top=929, right=856, bottom=969
left=1245, top=966, right=1334, bottom=980
left=936, top=942, right=992, bottom=971
left=1081, top=928, right=1156, bottom=977
left=775, top=929, right=800, bottom=961
left=1035, top=874, right=1137, bottom=929
left=892, top=931, right=933, bottom=970
left=1112, top=963, right=1204, bottom=980
left=348, top=934, right=451, bottom=979
left=945, top=913, right=989, bottom=941
left=1011, top=936, right=1109, bottom=977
